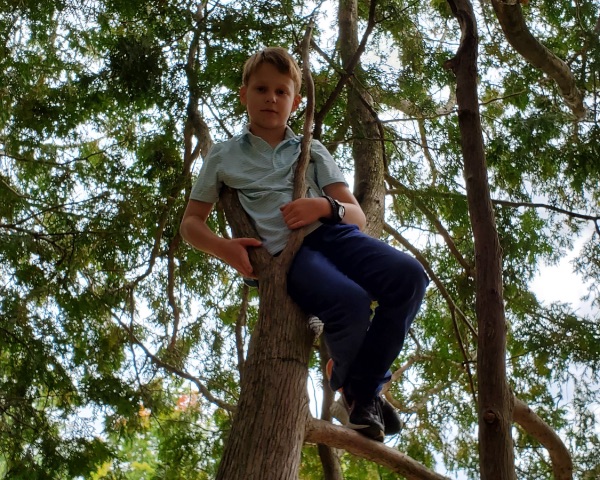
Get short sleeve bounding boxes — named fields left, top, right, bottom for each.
left=310, top=140, right=347, bottom=191
left=190, top=144, right=223, bottom=203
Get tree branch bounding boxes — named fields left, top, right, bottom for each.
left=490, top=0, right=587, bottom=119
left=513, top=397, right=573, bottom=480
left=113, top=312, right=236, bottom=413
left=305, top=418, right=452, bottom=480
left=392, top=187, right=600, bottom=225
left=112, top=314, right=235, bottom=412
left=167, top=235, right=182, bottom=352
left=312, top=0, right=379, bottom=138
left=278, top=20, right=317, bottom=270
left=382, top=222, right=477, bottom=340
left=317, top=342, right=343, bottom=479
left=446, top=0, right=516, bottom=476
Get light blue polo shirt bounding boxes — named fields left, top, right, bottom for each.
left=190, top=125, right=347, bottom=255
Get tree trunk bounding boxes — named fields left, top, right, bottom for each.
left=444, top=1, right=516, bottom=479
left=215, top=191, right=314, bottom=480
left=338, top=0, right=386, bottom=237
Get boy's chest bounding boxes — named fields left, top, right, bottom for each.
left=222, top=142, right=300, bottom=190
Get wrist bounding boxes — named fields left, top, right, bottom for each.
left=212, top=236, right=233, bottom=260
left=319, top=195, right=345, bottom=224
left=319, top=197, right=332, bottom=219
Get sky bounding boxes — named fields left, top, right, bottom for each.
left=530, top=225, right=596, bottom=316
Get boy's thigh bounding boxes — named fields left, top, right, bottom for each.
left=315, top=225, right=420, bottom=283
left=287, top=244, right=371, bottom=315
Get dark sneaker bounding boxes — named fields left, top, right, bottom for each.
left=342, top=392, right=385, bottom=442
left=331, top=394, right=401, bottom=437
left=325, top=359, right=397, bottom=440
left=377, top=395, right=402, bottom=436
left=242, top=278, right=259, bottom=288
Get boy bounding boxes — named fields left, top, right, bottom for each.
left=180, top=47, right=429, bottom=441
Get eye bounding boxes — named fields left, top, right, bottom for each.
left=276, top=89, right=288, bottom=95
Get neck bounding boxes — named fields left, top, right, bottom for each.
left=249, top=125, right=286, bottom=148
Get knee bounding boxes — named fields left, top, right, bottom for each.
left=408, top=258, right=429, bottom=299
left=386, top=256, right=429, bottom=305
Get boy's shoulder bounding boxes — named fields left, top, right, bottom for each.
left=310, top=138, right=334, bottom=160
left=208, top=134, right=244, bottom=157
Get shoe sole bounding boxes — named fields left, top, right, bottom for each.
left=347, top=421, right=385, bottom=442
left=330, top=398, right=349, bottom=425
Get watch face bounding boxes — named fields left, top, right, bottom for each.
left=338, top=204, right=345, bottom=219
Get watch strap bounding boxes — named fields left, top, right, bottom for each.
left=320, top=195, right=341, bottom=224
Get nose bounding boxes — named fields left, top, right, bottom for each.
left=266, top=91, right=276, bottom=103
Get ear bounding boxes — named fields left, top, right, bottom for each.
left=291, top=94, right=301, bottom=112
left=240, top=85, right=248, bottom=105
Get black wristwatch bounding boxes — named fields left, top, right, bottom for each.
left=320, top=195, right=345, bottom=224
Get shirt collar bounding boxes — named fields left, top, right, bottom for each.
left=237, top=125, right=301, bottom=144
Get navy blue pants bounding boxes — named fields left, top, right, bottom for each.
left=287, top=223, right=429, bottom=401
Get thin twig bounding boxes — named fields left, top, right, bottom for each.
left=279, top=20, right=317, bottom=267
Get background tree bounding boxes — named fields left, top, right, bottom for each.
left=1, top=0, right=599, bottom=478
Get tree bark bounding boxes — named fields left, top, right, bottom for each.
left=490, top=0, right=586, bottom=119
left=444, top=0, right=516, bottom=479
left=338, top=0, right=386, bottom=237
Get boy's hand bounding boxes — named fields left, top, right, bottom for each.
left=219, top=238, right=262, bottom=278
left=280, top=197, right=329, bottom=229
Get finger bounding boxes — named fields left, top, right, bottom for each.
left=280, top=208, right=292, bottom=221
left=239, top=237, right=262, bottom=247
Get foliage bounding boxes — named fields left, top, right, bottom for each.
left=0, top=0, right=598, bottom=478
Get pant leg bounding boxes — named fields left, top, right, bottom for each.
left=302, top=224, right=429, bottom=401
left=287, top=243, right=372, bottom=391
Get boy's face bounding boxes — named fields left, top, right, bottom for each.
left=240, top=63, right=301, bottom=136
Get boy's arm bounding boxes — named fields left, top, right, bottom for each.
left=180, top=199, right=262, bottom=278
left=280, top=182, right=367, bottom=231
left=323, top=182, right=366, bottom=230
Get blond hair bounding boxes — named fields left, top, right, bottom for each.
left=242, top=47, right=302, bottom=94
